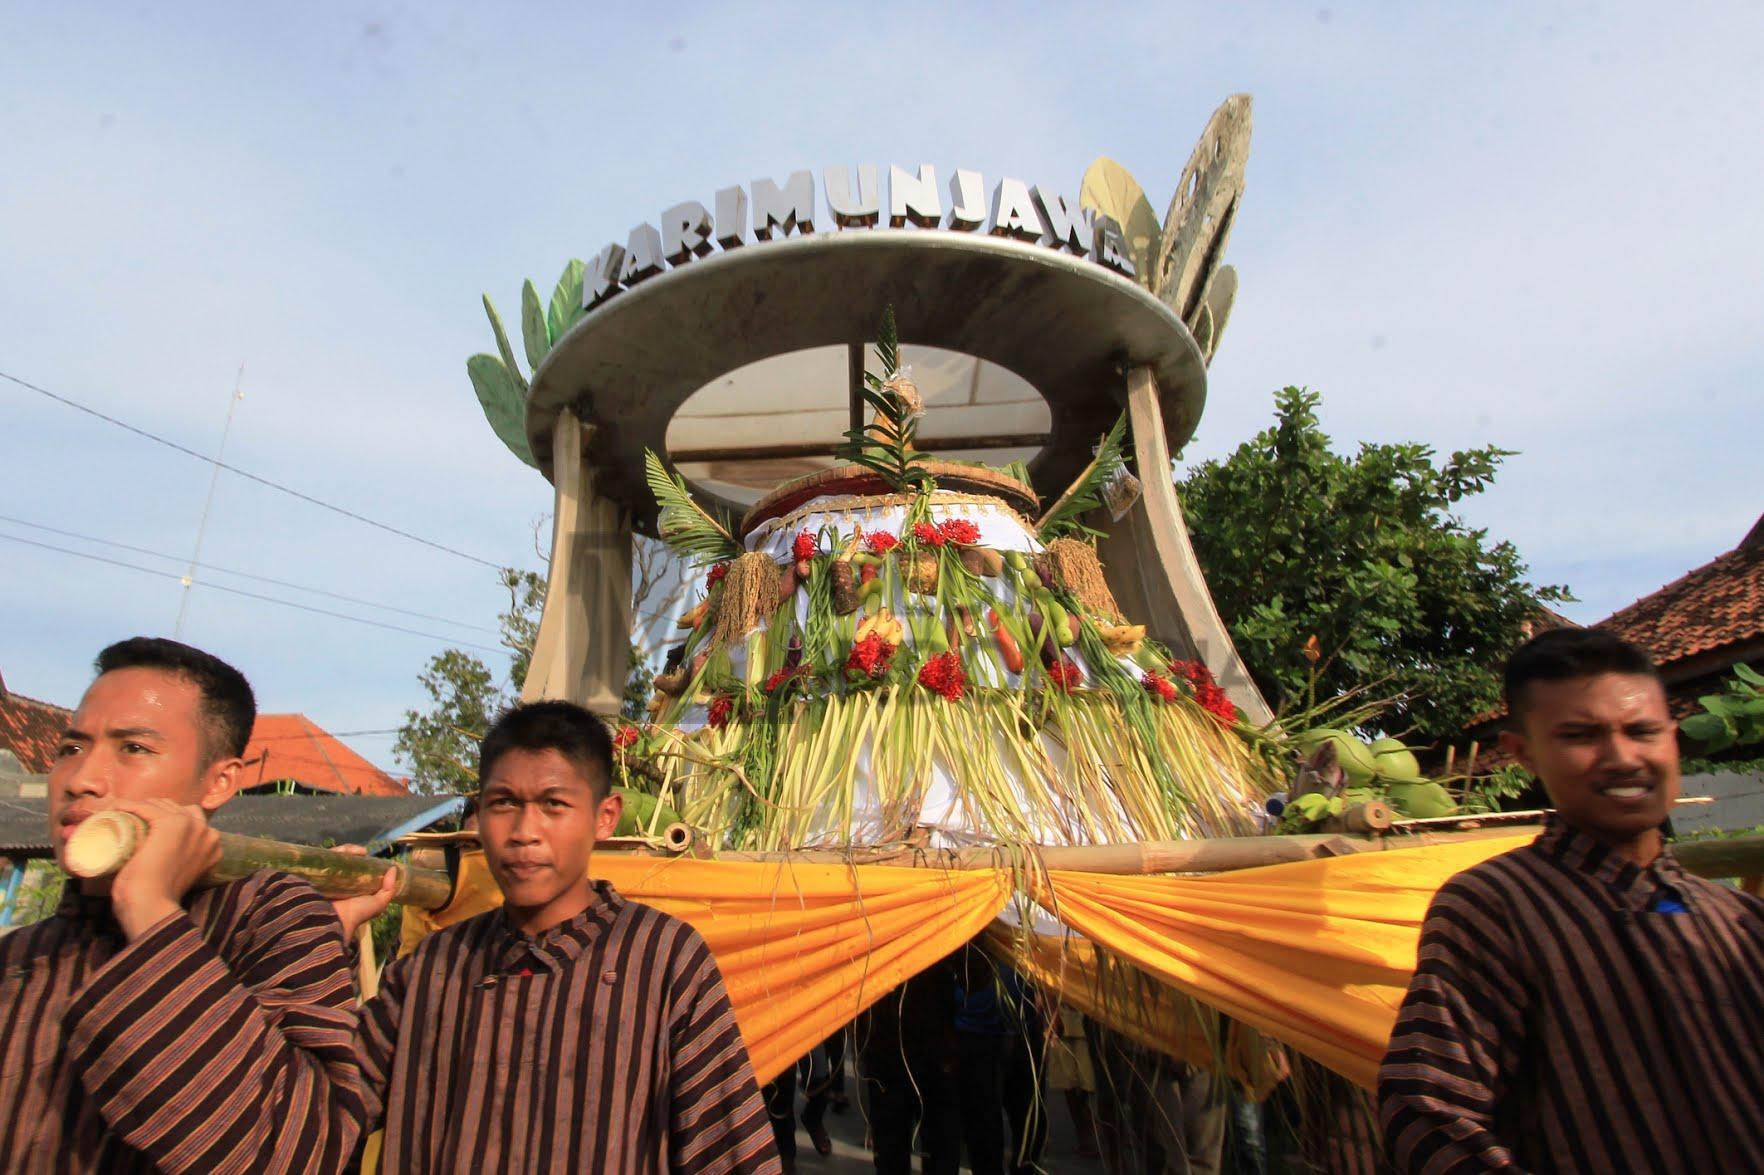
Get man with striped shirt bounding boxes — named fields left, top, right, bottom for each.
left=354, top=699, right=781, bottom=1174
left=0, top=637, right=369, bottom=1172
left=1379, top=629, right=1764, bottom=1172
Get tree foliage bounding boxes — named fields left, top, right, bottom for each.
left=395, top=551, right=673, bottom=793
left=1178, top=387, right=1569, bottom=741
left=394, top=568, right=542, bottom=795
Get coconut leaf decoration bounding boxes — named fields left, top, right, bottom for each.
left=1036, top=412, right=1129, bottom=541
left=644, top=449, right=742, bottom=564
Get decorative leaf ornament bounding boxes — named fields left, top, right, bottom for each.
left=1079, top=157, right=1160, bottom=287
left=836, top=307, right=935, bottom=493
left=466, top=353, right=535, bottom=468
left=1154, top=95, right=1251, bottom=328
left=644, top=449, right=742, bottom=563
left=520, top=279, right=549, bottom=370
left=467, top=293, right=536, bottom=467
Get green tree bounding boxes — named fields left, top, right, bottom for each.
left=1178, top=387, right=1569, bottom=741
left=395, top=546, right=674, bottom=792
left=394, top=568, right=541, bottom=795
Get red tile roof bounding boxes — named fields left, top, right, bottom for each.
left=0, top=672, right=70, bottom=775
left=1597, top=517, right=1764, bottom=671
left=242, top=714, right=406, bottom=796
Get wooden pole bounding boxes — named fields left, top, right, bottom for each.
left=65, top=811, right=454, bottom=910
left=704, top=825, right=1533, bottom=873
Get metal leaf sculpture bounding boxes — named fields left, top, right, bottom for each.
left=545, top=258, right=587, bottom=348
left=466, top=354, right=536, bottom=468
left=520, top=279, right=549, bottom=370
left=1199, top=265, right=1238, bottom=363
left=482, top=294, right=528, bottom=394
left=1080, top=157, right=1161, bottom=287
left=1154, top=94, right=1252, bottom=330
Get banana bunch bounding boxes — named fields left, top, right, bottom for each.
left=1094, top=621, right=1147, bottom=656
left=856, top=609, right=905, bottom=645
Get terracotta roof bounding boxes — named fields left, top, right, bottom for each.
left=0, top=671, right=70, bottom=775
left=242, top=714, right=406, bottom=796
left=1597, top=515, right=1764, bottom=670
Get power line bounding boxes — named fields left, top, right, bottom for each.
left=1, top=368, right=500, bottom=569
left=0, top=513, right=498, bottom=634
left=247, top=727, right=403, bottom=740
left=0, top=530, right=506, bottom=654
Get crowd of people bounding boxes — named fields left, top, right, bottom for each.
left=0, top=627, right=1759, bottom=1172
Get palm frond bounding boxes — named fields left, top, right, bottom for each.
left=644, top=449, right=741, bottom=563
left=1036, top=413, right=1129, bottom=541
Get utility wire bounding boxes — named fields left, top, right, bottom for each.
left=2, top=369, right=500, bottom=569
left=0, top=531, right=505, bottom=654
left=0, top=513, right=498, bottom=634
left=250, top=727, right=403, bottom=740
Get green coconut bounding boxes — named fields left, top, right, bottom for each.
left=613, top=786, right=682, bottom=837
left=1385, top=781, right=1458, bottom=819
left=1368, top=736, right=1424, bottom=783
left=1295, top=728, right=1380, bottom=786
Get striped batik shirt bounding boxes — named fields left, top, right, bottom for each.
left=1378, top=816, right=1764, bottom=1173
left=0, top=872, right=364, bottom=1173
left=357, top=881, right=781, bottom=1174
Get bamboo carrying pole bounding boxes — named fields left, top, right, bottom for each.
left=64, top=811, right=455, bottom=911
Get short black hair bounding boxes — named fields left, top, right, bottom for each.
left=478, top=700, right=613, bottom=798
left=1503, top=629, right=1662, bottom=721
left=94, top=637, right=257, bottom=763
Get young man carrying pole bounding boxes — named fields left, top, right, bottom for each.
left=353, top=699, right=782, bottom=1174
left=0, top=637, right=375, bottom=1172
left=1378, top=629, right=1764, bottom=1171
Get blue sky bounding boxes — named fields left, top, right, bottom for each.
left=3, top=2, right=1760, bottom=771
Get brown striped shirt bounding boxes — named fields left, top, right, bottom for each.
left=0, top=871, right=363, bottom=1173
left=1378, top=817, right=1764, bottom=1173
left=357, top=881, right=781, bottom=1174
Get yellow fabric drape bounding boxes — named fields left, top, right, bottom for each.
left=1036, top=834, right=1534, bottom=1087
left=401, top=852, right=1012, bottom=1084
left=398, top=834, right=1533, bottom=1090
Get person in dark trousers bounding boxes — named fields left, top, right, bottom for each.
left=763, top=1035, right=842, bottom=1172
left=1379, top=629, right=1764, bottom=1172
left=953, top=942, right=1046, bottom=1175
left=857, top=961, right=962, bottom=1175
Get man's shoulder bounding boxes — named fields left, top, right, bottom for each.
left=609, top=893, right=710, bottom=948
left=603, top=892, right=717, bottom=976
left=189, top=869, right=341, bottom=931
left=0, top=911, right=66, bottom=968
left=1435, top=839, right=1555, bottom=902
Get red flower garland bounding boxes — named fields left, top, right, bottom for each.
left=1047, top=658, right=1084, bottom=692
left=1141, top=671, right=1179, bottom=704
left=792, top=530, right=818, bottom=562
left=916, top=652, right=966, bottom=701
left=1169, top=660, right=1239, bottom=725
left=763, top=665, right=806, bottom=694
left=911, top=521, right=944, bottom=547
left=865, top=532, right=899, bottom=554
left=845, top=633, right=896, bottom=680
left=613, top=724, right=639, bottom=749
left=705, top=562, right=729, bottom=588
left=707, top=696, right=735, bottom=728
left=938, top=519, right=981, bottom=546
